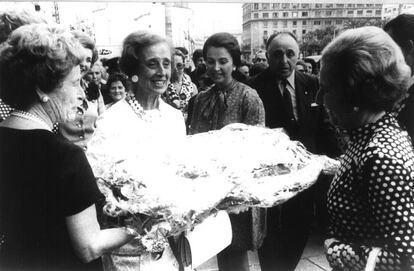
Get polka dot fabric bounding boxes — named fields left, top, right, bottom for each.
left=326, top=113, right=414, bottom=271
left=0, top=99, right=13, bottom=121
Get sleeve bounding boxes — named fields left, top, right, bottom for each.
left=59, top=145, right=103, bottom=216
left=241, top=87, right=265, bottom=126
left=326, top=153, right=414, bottom=270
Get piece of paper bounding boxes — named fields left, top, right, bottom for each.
left=186, top=211, right=232, bottom=268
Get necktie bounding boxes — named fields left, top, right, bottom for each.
left=281, top=80, right=295, bottom=121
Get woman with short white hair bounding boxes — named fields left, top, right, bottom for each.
left=320, top=26, right=414, bottom=271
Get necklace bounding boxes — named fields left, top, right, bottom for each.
left=126, top=93, right=161, bottom=122
left=10, top=110, right=51, bottom=131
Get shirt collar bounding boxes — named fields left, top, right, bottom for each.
left=285, top=70, right=295, bottom=89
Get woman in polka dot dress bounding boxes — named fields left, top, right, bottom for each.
left=320, top=26, right=414, bottom=270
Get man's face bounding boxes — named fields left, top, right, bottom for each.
left=254, top=52, right=267, bottom=65
left=266, top=34, right=299, bottom=79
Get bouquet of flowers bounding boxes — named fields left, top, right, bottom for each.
left=87, top=122, right=337, bottom=254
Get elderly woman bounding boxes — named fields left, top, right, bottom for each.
left=57, top=31, right=105, bottom=151
left=320, top=26, right=414, bottom=271
left=162, top=49, right=198, bottom=120
left=104, top=72, right=127, bottom=108
left=189, top=32, right=265, bottom=271
left=87, top=30, right=185, bottom=271
left=0, top=24, right=136, bottom=271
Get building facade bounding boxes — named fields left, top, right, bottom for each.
left=242, top=2, right=383, bottom=59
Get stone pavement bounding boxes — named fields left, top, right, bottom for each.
left=196, top=229, right=331, bottom=271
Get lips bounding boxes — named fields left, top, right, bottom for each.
left=152, top=80, right=166, bottom=88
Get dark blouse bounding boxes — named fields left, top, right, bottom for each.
left=326, top=114, right=414, bottom=270
left=0, top=128, right=103, bottom=270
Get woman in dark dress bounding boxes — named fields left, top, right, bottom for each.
left=189, top=32, right=265, bottom=271
left=0, top=24, right=136, bottom=270
left=321, top=26, right=414, bottom=271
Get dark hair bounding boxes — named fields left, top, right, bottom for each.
left=107, top=72, right=127, bottom=91
left=0, top=9, right=46, bottom=44
left=173, top=49, right=185, bottom=63
left=384, top=14, right=414, bottom=53
left=266, top=31, right=298, bottom=50
left=175, top=46, right=188, bottom=56
left=249, top=62, right=268, bottom=77
left=71, top=30, right=99, bottom=65
left=203, top=32, right=241, bottom=67
left=119, top=30, right=169, bottom=77
left=192, top=49, right=203, bottom=64
left=0, top=24, right=83, bottom=110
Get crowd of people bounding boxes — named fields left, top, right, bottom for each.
left=1, top=7, right=414, bottom=271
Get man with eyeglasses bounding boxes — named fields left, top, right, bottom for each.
left=247, top=32, right=341, bottom=271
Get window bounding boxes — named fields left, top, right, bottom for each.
left=366, top=10, right=373, bottom=15
left=315, top=11, right=321, bottom=17
left=263, top=21, right=268, bottom=28
left=272, top=3, right=280, bottom=9
left=315, top=3, right=322, bottom=8
left=292, top=12, right=298, bottom=18
left=283, top=20, right=287, bottom=27
left=301, top=3, right=310, bottom=8
left=347, top=10, right=354, bottom=15
left=293, top=20, right=297, bottom=27
left=326, top=11, right=332, bottom=16
left=357, top=4, right=364, bottom=7
left=326, top=3, right=333, bottom=8
left=292, top=29, right=296, bottom=35
left=283, top=12, right=289, bottom=17
left=303, top=20, right=307, bottom=26
left=254, top=13, right=259, bottom=19
left=264, top=30, right=268, bottom=36
left=262, top=3, right=269, bottom=9
left=336, top=20, right=342, bottom=24
left=366, top=4, right=374, bottom=7
left=314, top=20, right=321, bottom=25
left=292, top=4, right=298, bottom=9
left=263, top=12, right=269, bottom=18
left=337, top=10, right=343, bottom=16
left=302, top=29, right=306, bottom=34
left=347, top=4, right=355, bottom=8
left=336, top=4, right=344, bottom=7
left=302, top=11, right=308, bottom=17
left=357, top=10, right=363, bottom=15
left=273, top=12, right=278, bottom=18
left=325, top=20, right=331, bottom=25
left=375, top=4, right=382, bottom=7
left=254, top=3, right=258, bottom=10
left=273, top=21, right=278, bottom=27
left=375, top=10, right=381, bottom=15
left=282, top=3, right=290, bottom=9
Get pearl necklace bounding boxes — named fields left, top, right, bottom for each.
left=126, top=93, right=161, bottom=122
left=10, top=110, right=51, bottom=131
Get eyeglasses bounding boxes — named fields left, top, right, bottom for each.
left=255, top=58, right=267, bottom=63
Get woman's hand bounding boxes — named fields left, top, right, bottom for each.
left=226, top=205, right=249, bottom=214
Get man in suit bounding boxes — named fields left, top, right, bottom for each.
left=248, top=32, right=340, bottom=271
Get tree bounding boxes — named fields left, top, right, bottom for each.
left=343, top=18, right=390, bottom=30
left=300, top=25, right=337, bottom=56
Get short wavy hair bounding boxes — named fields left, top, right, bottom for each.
left=119, top=31, right=170, bottom=77
left=106, top=72, right=127, bottom=89
left=203, top=32, right=241, bottom=67
left=0, top=23, right=84, bottom=110
left=0, top=9, right=46, bottom=44
left=71, top=30, right=98, bottom=65
left=321, top=26, right=411, bottom=112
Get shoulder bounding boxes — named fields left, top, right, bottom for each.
left=295, top=71, right=318, bottom=86
left=234, top=81, right=261, bottom=98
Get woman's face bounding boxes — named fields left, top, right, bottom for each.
left=109, top=80, right=126, bottom=102
left=80, top=48, right=93, bottom=77
left=205, top=46, right=234, bottom=87
left=136, top=42, right=171, bottom=96
left=86, top=64, right=102, bottom=85
left=172, top=55, right=185, bottom=80
left=48, top=65, right=84, bottom=123
left=320, top=65, right=357, bottom=130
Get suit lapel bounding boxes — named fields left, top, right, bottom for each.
left=294, top=72, right=311, bottom=125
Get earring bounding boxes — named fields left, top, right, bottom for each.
left=352, top=106, right=359, bottom=112
left=41, top=96, right=50, bottom=103
left=131, top=75, right=139, bottom=83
